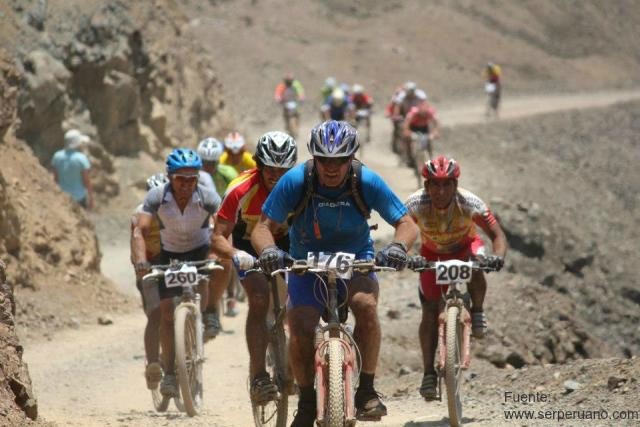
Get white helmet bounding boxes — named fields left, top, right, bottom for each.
left=352, top=84, right=364, bottom=94
left=255, top=131, right=297, bottom=168
left=404, top=81, right=417, bottom=92
left=224, top=132, right=246, bottom=154
left=197, top=137, right=224, bottom=162
left=331, top=88, right=346, bottom=105
left=325, top=76, right=337, bottom=88
left=146, top=172, right=169, bottom=190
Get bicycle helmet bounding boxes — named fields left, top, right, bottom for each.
left=331, top=88, right=346, bottom=105
left=146, top=172, right=169, bottom=190
left=255, top=131, right=297, bottom=168
left=422, top=156, right=460, bottom=180
left=325, top=76, right=337, bottom=88
left=224, top=132, right=246, bottom=154
left=352, top=84, right=364, bottom=94
left=404, top=81, right=417, bottom=92
left=166, top=148, right=202, bottom=174
left=197, top=137, right=224, bottom=162
left=308, top=120, right=359, bottom=158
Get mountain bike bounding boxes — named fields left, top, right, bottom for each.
left=411, top=257, right=497, bottom=427
left=249, top=268, right=292, bottom=427
left=353, top=109, right=371, bottom=156
left=408, top=130, right=433, bottom=185
left=143, top=259, right=223, bottom=416
left=484, top=82, right=500, bottom=119
left=282, top=100, right=300, bottom=139
left=273, top=254, right=395, bottom=427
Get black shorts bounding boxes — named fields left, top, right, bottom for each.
left=409, top=125, right=429, bottom=134
left=156, top=245, right=210, bottom=300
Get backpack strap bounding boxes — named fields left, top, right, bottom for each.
left=290, top=159, right=315, bottom=221
left=349, top=159, right=370, bottom=219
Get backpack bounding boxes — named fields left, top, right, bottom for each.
left=290, top=159, right=370, bottom=222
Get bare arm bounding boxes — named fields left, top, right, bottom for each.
left=430, top=116, right=441, bottom=139
left=251, top=214, right=284, bottom=255
left=211, top=217, right=237, bottom=259
left=132, top=213, right=152, bottom=267
left=486, top=220, right=508, bottom=258
left=391, top=214, right=418, bottom=251
left=82, top=169, right=94, bottom=209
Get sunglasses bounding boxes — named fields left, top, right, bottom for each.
left=315, top=157, right=350, bottom=167
left=171, top=173, right=199, bottom=184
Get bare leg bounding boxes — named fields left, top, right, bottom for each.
left=348, top=275, right=380, bottom=374
left=159, top=299, right=175, bottom=373
left=468, top=271, right=487, bottom=313
left=144, top=307, right=161, bottom=363
left=243, top=272, right=271, bottom=378
left=287, top=306, right=321, bottom=387
left=419, top=300, right=439, bottom=374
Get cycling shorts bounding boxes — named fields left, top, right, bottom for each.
left=419, top=235, right=485, bottom=302
left=156, top=245, right=210, bottom=300
left=287, top=271, right=376, bottom=313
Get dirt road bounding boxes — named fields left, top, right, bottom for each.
left=23, top=89, right=640, bottom=426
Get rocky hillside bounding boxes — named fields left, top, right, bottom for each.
left=1, top=0, right=232, bottom=205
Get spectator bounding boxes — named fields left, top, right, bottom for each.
left=51, top=129, right=94, bottom=209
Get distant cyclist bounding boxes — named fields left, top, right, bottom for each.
left=320, top=76, right=337, bottom=103
left=484, top=62, right=502, bottom=118
left=221, top=131, right=256, bottom=174
left=252, top=120, right=418, bottom=425
left=211, top=131, right=297, bottom=406
left=132, top=148, right=221, bottom=398
left=274, top=73, right=306, bottom=104
left=402, top=101, right=441, bottom=160
left=320, top=87, right=354, bottom=122
left=404, top=156, right=507, bottom=401
left=198, top=137, right=242, bottom=321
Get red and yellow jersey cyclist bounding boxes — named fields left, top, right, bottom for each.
left=404, top=156, right=507, bottom=401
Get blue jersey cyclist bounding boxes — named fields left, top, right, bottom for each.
left=252, top=120, right=418, bottom=426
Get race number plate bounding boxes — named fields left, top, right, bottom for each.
left=164, top=264, right=199, bottom=288
left=435, top=260, right=473, bottom=285
left=285, top=101, right=297, bottom=110
left=307, top=252, right=356, bottom=279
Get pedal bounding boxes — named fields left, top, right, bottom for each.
left=356, top=414, right=382, bottom=422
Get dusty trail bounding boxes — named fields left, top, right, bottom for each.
left=23, top=89, right=640, bottom=426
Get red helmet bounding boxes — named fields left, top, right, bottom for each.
left=422, top=156, right=460, bottom=180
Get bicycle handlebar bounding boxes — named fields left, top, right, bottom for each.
left=250, top=259, right=397, bottom=277
left=142, top=260, right=224, bottom=281
left=407, top=256, right=499, bottom=273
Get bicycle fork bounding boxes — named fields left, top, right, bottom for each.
left=315, top=337, right=357, bottom=424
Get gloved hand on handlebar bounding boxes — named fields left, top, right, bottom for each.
left=232, top=250, right=256, bottom=271
left=258, top=245, right=294, bottom=275
left=407, top=255, right=428, bottom=270
left=375, top=242, right=408, bottom=270
left=476, top=254, right=504, bottom=271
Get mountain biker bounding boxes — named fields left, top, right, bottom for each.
left=404, top=156, right=507, bottom=401
left=274, top=72, right=306, bottom=104
left=402, top=101, right=441, bottom=161
left=320, top=76, right=337, bottom=103
left=197, top=137, right=242, bottom=320
left=350, top=84, right=374, bottom=111
left=390, top=82, right=427, bottom=155
left=211, top=131, right=297, bottom=406
left=130, top=172, right=168, bottom=390
left=320, top=87, right=354, bottom=122
left=221, top=131, right=256, bottom=174
left=132, top=148, right=222, bottom=398
left=251, top=120, right=418, bottom=426
left=484, top=62, right=502, bottom=117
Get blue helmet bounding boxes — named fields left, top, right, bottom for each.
left=308, top=120, right=359, bottom=158
left=166, top=148, right=202, bottom=174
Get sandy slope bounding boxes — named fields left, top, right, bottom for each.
left=23, top=89, right=640, bottom=426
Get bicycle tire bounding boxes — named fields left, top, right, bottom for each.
left=445, top=306, right=463, bottom=426
left=327, top=338, right=345, bottom=427
left=175, top=305, right=203, bottom=416
left=151, top=387, right=170, bottom=412
left=251, top=322, right=289, bottom=427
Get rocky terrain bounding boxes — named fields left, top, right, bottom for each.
left=0, top=0, right=639, bottom=425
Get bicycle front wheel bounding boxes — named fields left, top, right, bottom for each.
left=175, top=305, right=203, bottom=416
left=252, top=320, right=289, bottom=427
left=327, top=338, right=345, bottom=427
left=445, top=306, right=463, bottom=426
